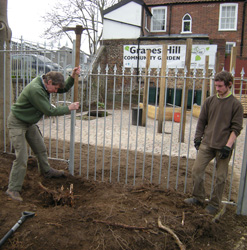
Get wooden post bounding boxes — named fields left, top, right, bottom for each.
left=180, top=38, right=192, bottom=142
left=230, top=46, right=237, bottom=94
left=210, top=78, right=214, bottom=96
left=63, top=25, right=84, bottom=102
left=215, top=51, right=220, bottom=73
left=158, top=45, right=167, bottom=133
left=212, top=52, right=220, bottom=96
left=230, top=46, right=237, bottom=73
left=202, top=56, right=209, bottom=104
left=73, top=25, right=83, bottom=102
left=142, top=49, right=151, bottom=127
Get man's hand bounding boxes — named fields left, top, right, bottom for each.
left=194, top=138, right=202, bottom=150
left=71, top=66, right=81, bottom=78
left=219, top=146, right=231, bottom=159
left=69, top=102, right=80, bottom=111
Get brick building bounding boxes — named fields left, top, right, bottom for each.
left=143, top=0, right=246, bottom=57
left=99, top=0, right=246, bottom=76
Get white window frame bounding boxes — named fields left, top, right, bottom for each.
left=181, top=13, right=192, bottom=33
left=145, top=12, right=149, bottom=32
left=151, top=7, right=167, bottom=32
left=225, top=42, right=236, bottom=54
left=219, top=3, right=238, bottom=31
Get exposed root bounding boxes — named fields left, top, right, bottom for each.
left=93, top=219, right=152, bottom=231
left=158, top=217, right=186, bottom=250
left=45, top=222, right=63, bottom=228
left=38, top=182, right=74, bottom=207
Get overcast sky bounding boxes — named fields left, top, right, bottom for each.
left=7, top=0, right=74, bottom=49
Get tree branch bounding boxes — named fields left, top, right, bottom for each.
left=158, top=217, right=186, bottom=250
left=93, top=219, right=152, bottom=231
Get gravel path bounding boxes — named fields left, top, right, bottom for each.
left=39, top=109, right=246, bottom=180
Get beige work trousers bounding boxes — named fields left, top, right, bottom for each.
left=192, top=143, right=232, bottom=208
left=7, top=112, right=51, bottom=191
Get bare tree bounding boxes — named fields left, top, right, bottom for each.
left=0, top=0, right=11, bottom=151
left=42, top=0, right=119, bottom=55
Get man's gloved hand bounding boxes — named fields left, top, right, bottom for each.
left=194, top=138, right=202, bottom=150
left=219, top=146, right=231, bottom=159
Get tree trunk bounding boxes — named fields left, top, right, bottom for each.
left=0, top=0, right=12, bottom=151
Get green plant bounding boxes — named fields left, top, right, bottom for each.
left=98, top=102, right=105, bottom=109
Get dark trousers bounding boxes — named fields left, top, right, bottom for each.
left=192, top=143, right=232, bottom=208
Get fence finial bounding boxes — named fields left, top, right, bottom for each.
left=193, top=67, right=197, bottom=77
left=241, top=67, right=245, bottom=77
left=156, top=67, right=160, bottom=75
left=139, top=67, right=143, bottom=76
left=122, top=66, right=125, bottom=74
left=174, top=67, right=178, bottom=75
left=130, top=64, right=134, bottom=75
left=113, top=64, right=117, bottom=74
left=105, top=64, right=109, bottom=74
left=184, top=66, right=187, bottom=76
left=166, top=67, right=169, bottom=75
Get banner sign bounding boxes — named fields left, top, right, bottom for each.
left=123, top=44, right=217, bottom=69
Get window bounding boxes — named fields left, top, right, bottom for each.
left=225, top=42, right=236, bottom=54
left=151, top=7, right=167, bottom=32
left=182, top=14, right=192, bottom=33
left=219, top=3, right=238, bottom=31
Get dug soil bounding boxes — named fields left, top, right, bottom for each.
left=1, top=140, right=247, bottom=250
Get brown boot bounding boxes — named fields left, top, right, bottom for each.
left=43, top=167, right=65, bottom=178
left=6, top=189, right=23, bottom=202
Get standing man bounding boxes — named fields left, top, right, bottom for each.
left=185, top=71, right=243, bottom=214
left=6, top=67, right=81, bottom=202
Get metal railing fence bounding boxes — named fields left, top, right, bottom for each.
left=1, top=43, right=247, bottom=214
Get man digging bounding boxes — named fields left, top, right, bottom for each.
left=185, top=70, right=243, bottom=215
left=6, top=67, right=80, bottom=202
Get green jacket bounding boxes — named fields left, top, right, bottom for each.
left=11, top=76, right=75, bottom=124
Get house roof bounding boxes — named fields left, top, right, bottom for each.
left=103, top=0, right=244, bottom=16
left=144, top=0, right=245, bottom=4
left=103, top=0, right=151, bottom=16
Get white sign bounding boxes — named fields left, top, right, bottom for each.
left=123, top=44, right=217, bottom=69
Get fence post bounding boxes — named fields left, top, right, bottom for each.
left=158, top=45, right=167, bottom=133
left=230, top=46, right=237, bottom=73
left=141, top=49, right=151, bottom=127
left=230, top=46, right=237, bottom=94
left=180, top=38, right=192, bottom=142
left=215, top=51, right=220, bottom=73
left=0, top=1, right=11, bottom=151
left=202, top=55, right=209, bottom=104
left=69, top=41, right=76, bottom=175
left=0, top=49, right=11, bottom=152
left=66, top=26, right=84, bottom=175
left=237, top=124, right=247, bottom=215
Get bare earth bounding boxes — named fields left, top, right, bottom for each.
left=1, top=140, right=247, bottom=250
